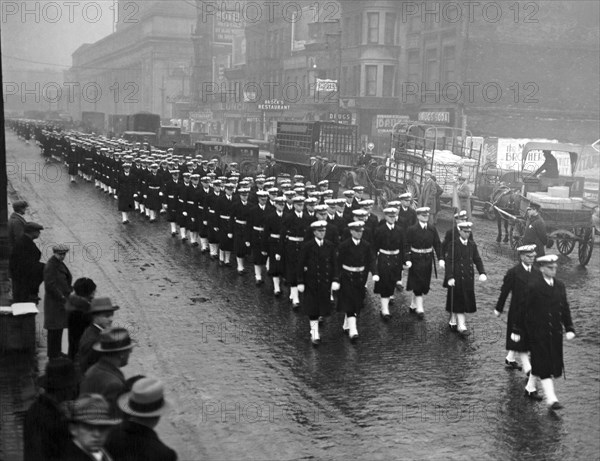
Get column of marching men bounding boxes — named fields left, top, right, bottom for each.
left=9, top=121, right=577, bottom=413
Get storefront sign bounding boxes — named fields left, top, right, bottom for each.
left=258, top=99, right=290, bottom=111
left=328, top=112, right=352, bottom=124
left=316, top=79, right=338, bottom=93
left=190, top=111, right=213, bottom=121
left=376, top=115, right=410, bottom=133
left=418, top=111, right=451, bottom=124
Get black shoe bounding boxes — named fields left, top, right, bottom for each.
left=201, top=248, right=210, bottom=253
left=171, top=232, right=177, bottom=237
left=549, top=401, right=563, bottom=410
left=380, top=312, right=391, bottom=322
left=224, top=262, right=233, bottom=268
left=416, top=312, right=425, bottom=320
left=255, top=279, right=264, bottom=286
left=349, top=333, right=358, bottom=343
left=524, top=390, right=543, bottom=401
left=505, top=359, right=522, bottom=370
left=219, top=261, right=224, bottom=267
left=237, top=269, right=248, bottom=275
left=448, top=323, right=458, bottom=332
left=409, top=307, right=417, bottom=315
left=122, top=220, right=129, bottom=225
left=457, top=328, right=470, bottom=337
left=292, top=302, right=300, bottom=310
left=182, top=237, right=188, bottom=242
left=318, top=316, right=324, bottom=324
left=274, top=290, right=282, bottom=297
left=192, top=242, right=199, bottom=247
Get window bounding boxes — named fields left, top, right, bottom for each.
left=343, top=17, right=350, bottom=46
left=442, top=46, right=456, bottom=83
left=366, top=65, right=377, bottom=96
left=384, top=13, right=396, bottom=45
left=383, top=65, right=395, bottom=97
left=342, top=66, right=348, bottom=94
left=367, top=13, right=379, bottom=44
left=407, top=50, right=420, bottom=83
left=353, top=65, right=360, bottom=94
left=425, top=48, right=438, bottom=87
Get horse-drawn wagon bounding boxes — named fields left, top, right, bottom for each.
left=492, top=142, right=595, bottom=266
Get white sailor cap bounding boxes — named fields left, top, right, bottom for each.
left=383, top=207, right=399, bottom=215
left=325, top=199, right=337, bottom=206
left=399, top=192, right=412, bottom=200
left=304, top=197, right=318, bottom=205
left=348, top=221, right=365, bottom=230
left=360, top=199, right=375, bottom=207
left=256, top=190, right=269, bottom=197
left=343, top=190, right=356, bottom=196
left=311, top=220, right=328, bottom=230
left=454, top=210, right=468, bottom=219
left=352, top=209, right=369, bottom=217
left=267, top=187, right=279, bottom=194
left=387, top=200, right=402, bottom=207
left=536, top=254, right=559, bottom=265
left=314, top=204, right=328, bottom=212
left=517, top=244, right=537, bottom=253
left=416, top=207, right=431, bottom=214
left=457, top=221, right=473, bottom=230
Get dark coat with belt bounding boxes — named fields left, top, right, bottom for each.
left=9, top=233, right=45, bottom=302
left=79, top=357, right=126, bottom=415
left=495, top=263, right=536, bottom=351
left=43, top=255, right=73, bottom=330
left=337, top=238, right=377, bottom=315
left=443, top=238, right=485, bottom=313
left=23, top=393, right=70, bottom=461
left=522, top=276, right=574, bottom=380
left=105, top=420, right=178, bottom=461
left=405, top=223, right=442, bottom=295
left=298, top=239, right=339, bottom=317
left=522, top=215, right=548, bottom=257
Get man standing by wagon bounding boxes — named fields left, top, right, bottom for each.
left=522, top=202, right=548, bottom=257
left=419, top=171, right=439, bottom=225
left=405, top=207, right=444, bottom=319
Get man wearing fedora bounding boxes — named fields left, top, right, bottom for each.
left=44, top=243, right=73, bottom=359
left=74, top=297, right=118, bottom=379
left=66, top=277, right=98, bottom=360
left=106, top=377, right=178, bottom=460
left=9, top=221, right=45, bottom=303
left=64, top=394, right=121, bottom=460
left=24, top=357, right=78, bottom=461
left=80, top=327, right=133, bottom=414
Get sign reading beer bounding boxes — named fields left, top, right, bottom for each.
left=258, top=99, right=290, bottom=111
left=376, top=115, right=410, bottom=133
left=418, top=111, right=450, bottom=124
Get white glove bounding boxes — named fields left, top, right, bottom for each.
left=372, top=275, right=380, bottom=282
left=331, top=281, right=340, bottom=291
left=261, top=251, right=268, bottom=256
left=439, top=260, right=445, bottom=269
left=297, top=284, right=305, bottom=293
left=494, top=310, right=501, bottom=317
left=159, top=192, right=164, bottom=196
left=479, top=274, right=487, bottom=282
left=143, top=195, right=147, bottom=199
left=133, top=194, right=138, bottom=198
left=396, top=280, right=404, bottom=287
left=227, top=233, right=233, bottom=239
left=214, top=227, right=219, bottom=232
left=404, top=261, right=412, bottom=268
left=203, top=221, right=208, bottom=225
left=448, top=278, right=455, bottom=287
left=566, top=332, right=575, bottom=340
left=511, top=333, right=520, bottom=343
left=182, top=211, right=188, bottom=217
left=275, top=254, right=281, bottom=261
left=245, top=241, right=251, bottom=247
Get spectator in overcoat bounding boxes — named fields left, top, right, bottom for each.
left=9, top=222, right=45, bottom=303
left=44, top=244, right=73, bottom=358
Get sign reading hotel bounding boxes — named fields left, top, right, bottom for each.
left=213, top=3, right=244, bottom=45
left=258, top=100, right=290, bottom=111
left=316, top=79, right=338, bottom=93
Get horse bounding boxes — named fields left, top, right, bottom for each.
left=490, top=185, right=521, bottom=243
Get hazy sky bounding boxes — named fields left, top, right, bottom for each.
left=1, top=1, right=114, bottom=72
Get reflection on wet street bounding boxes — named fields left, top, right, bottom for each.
left=4, top=133, right=600, bottom=460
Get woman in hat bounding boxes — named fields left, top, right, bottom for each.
left=66, top=277, right=97, bottom=360
left=106, top=378, right=177, bottom=460
left=43, top=244, right=73, bottom=359
left=516, top=255, right=575, bottom=410
left=443, top=222, right=486, bottom=336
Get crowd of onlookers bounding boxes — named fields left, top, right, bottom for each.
left=8, top=200, right=178, bottom=460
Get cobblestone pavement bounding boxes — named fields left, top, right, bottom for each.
left=2, top=131, right=599, bottom=460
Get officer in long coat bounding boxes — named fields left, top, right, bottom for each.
left=117, top=163, right=136, bottom=224
left=43, top=244, right=73, bottom=358
left=248, top=191, right=270, bottom=285
left=515, top=254, right=575, bottom=410
left=164, top=170, right=181, bottom=236
left=232, top=187, right=252, bottom=274
left=494, top=244, right=538, bottom=374
left=373, top=208, right=409, bottom=320
left=443, top=222, right=487, bottom=336
left=10, top=222, right=45, bottom=303
left=522, top=202, right=548, bottom=257
left=217, top=183, right=236, bottom=266
left=282, top=196, right=310, bottom=308
left=298, top=220, right=339, bottom=345
left=264, top=197, right=287, bottom=296
left=145, top=164, right=163, bottom=222
left=405, top=207, right=444, bottom=319
left=337, top=221, right=378, bottom=341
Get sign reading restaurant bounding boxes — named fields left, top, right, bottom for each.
left=258, top=99, right=290, bottom=111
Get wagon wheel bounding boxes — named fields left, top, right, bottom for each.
left=484, top=204, right=497, bottom=221
left=405, top=179, right=420, bottom=208
left=510, top=219, right=525, bottom=249
left=379, top=185, right=393, bottom=209
left=240, top=160, right=255, bottom=177
left=555, top=232, right=575, bottom=256
left=578, top=227, right=594, bottom=266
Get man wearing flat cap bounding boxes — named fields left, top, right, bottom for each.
left=63, top=394, right=121, bottom=460
left=9, top=222, right=45, bottom=303
left=494, top=244, right=538, bottom=375
left=80, top=327, right=134, bottom=415
left=106, top=378, right=177, bottom=460
left=522, top=202, right=548, bottom=257
left=515, top=254, right=575, bottom=410
left=44, top=244, right=73, bottom=359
